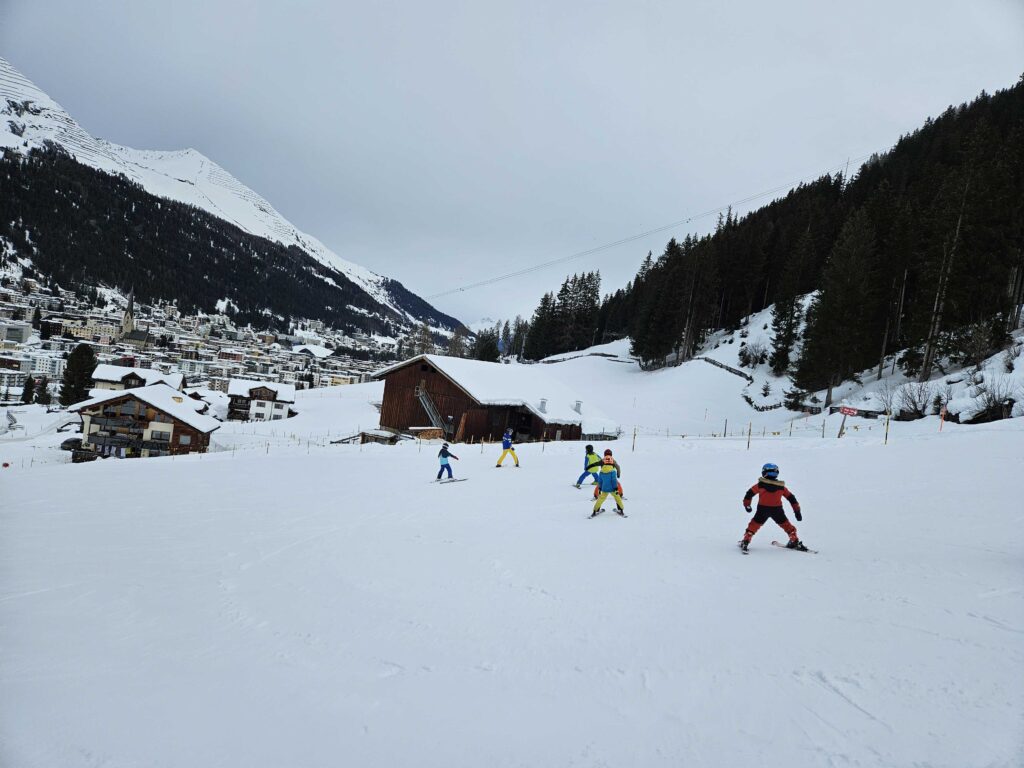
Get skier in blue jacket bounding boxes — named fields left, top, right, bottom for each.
left=575, top=444, right=601, bottom=488
left=589, top=450, right=625, bottom=517
left=437, top=443, right=459, bottom=480
left=496, top=428, right=519, bottom=467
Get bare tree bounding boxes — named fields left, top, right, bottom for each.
left=975, top=374, right=1017, bottom=412
left=876, top=381, right=898, bottom=415
left=898, top=382, right=932, bottom=419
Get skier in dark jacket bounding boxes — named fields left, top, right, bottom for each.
left=437, top=442, right=459, bottom=480
left=739, top=462, right=807, bottom=551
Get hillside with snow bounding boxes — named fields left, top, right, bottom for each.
left=0, top=55, right=460, bottom=335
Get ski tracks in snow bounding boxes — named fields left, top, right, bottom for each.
left=800, top=670, right=894, bottom=733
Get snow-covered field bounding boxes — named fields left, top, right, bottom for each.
left=3, top=335, right=1024, bottom=766
left=3, top=411, right=1023, bottom=766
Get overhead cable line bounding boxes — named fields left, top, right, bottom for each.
left=427, top=152, right=875, bottom=299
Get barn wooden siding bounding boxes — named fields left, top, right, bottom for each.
left=378, top=359, right=583, bottom=443
left=379, top=360, right=477, bottom=433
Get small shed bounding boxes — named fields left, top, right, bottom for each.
left=332, top=429, right=401, bottom=446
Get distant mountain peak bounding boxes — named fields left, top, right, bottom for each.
left=0, top=55, right=461, bottom=335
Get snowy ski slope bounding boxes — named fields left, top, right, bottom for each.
left=2, top=355, right=1023, bottom=766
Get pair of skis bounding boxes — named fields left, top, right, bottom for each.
left=739, top=540, right=818, bottom=555
left=589, top=508, right=627, bottom=519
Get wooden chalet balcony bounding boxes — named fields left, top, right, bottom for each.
left=84, top=434, right=172, bottom=451
left=84, top=434, right=131, bottom=448
left=91, top=415, right=142, bottom=429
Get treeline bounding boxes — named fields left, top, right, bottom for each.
left=396, top=271, right=603, bottom=364
left=0, top=146, right=462, bottom=337
left=598, top=76, right=1024, bottom=394
left=523, top=271, right=602, bottom=359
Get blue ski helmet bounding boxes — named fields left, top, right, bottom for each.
left=761, top=462, right=779, bottom=479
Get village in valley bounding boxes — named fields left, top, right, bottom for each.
left=0, top=269, right=626, bottom=465
left=0, top=271, right=395, bottom=459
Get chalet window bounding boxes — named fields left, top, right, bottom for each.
left=273, top=403, right=284, bottom=410
left=178, top=434, right=192, bottom=446
left=151, top=430, right=171, bottom=442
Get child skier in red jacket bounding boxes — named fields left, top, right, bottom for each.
left=740, top=462, right=808, bottom=552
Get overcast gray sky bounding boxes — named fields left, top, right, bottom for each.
left=2, top=1, right=1022, bottom=325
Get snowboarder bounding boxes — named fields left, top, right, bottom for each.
left=739, top=462, right=807, bottom=551
left=575, top=444, right=601, bottom=487
left=495, top=428, right=519, bottom=467
left=589, top=449, right=625, bottom=517
left=437, top=442, right=459, bottom=480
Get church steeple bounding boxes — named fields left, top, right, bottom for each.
left=120, top=288, right=135, bottom=339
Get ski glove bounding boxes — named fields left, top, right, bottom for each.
left=794, top=509, right=802, bottom=522
left=744, top=505, right=752, bottom=513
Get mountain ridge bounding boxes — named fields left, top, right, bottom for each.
left=0, top=55, right=461, bottom=336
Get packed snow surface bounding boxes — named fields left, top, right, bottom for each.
left=3, top=326, right=1024, bottom=765
left=2, top=417, right=1022, bottom=766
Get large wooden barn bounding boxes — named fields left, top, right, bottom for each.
left=373, top=354, right=618, bottom=443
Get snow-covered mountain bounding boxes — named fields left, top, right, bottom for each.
left=0, top=55, right=460, bottom=333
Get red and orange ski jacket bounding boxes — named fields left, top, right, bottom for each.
left=743, top=477, right=800, bottom=512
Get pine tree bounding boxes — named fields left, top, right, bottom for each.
left=31, top=306, right=41, bottom=330
left=769, top=228, right=813, bottom=375
left=414, top=323, right=434, bottom=355
left=500, top=321, right=512, bottom=357
left=35, top=375, right=52, bottom=405
left=446, top=326, right=467, bottom=358
left=796, top=209, right=881, bottom=400
left=524, top=293, right=556, bottom=360
left=21, top=375, right=35, bottom=404
left=471, top=328, right=500, bottom=362
left=59, top=343, right=98, bottom=406
left=510, top=316, right=529, bottom=360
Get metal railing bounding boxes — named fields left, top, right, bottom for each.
left=414, top=386, right=452, bottom=435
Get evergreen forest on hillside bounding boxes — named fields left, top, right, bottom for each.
left=480, top=77, right=1024, bottom=398
left=0, top=146, right=462, bottom=336
left=591, top=77, right=1024, bottom=394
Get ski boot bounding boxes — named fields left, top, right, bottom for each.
left=786, top=539, right=809, bottom=552
left=739, top=540, right=749, bottom=552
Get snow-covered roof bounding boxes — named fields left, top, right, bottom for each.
left=374, top=355, right=619, bottom=433
left=92, top=364, right=184, bottom=390
left=292, top=344, right=333, bottom=359
left=70, top=384, right=222, bottom=433
left=227, top=378, right=296, bottom=403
